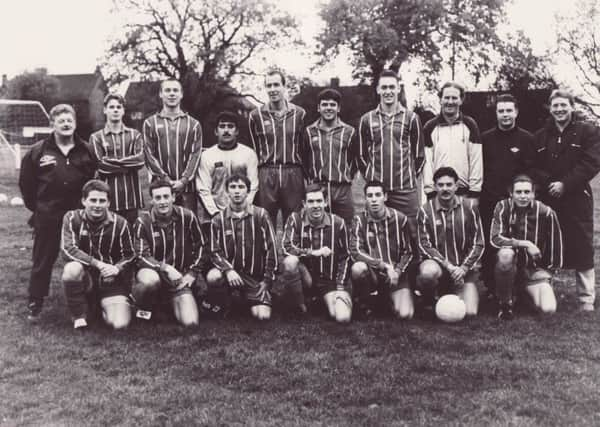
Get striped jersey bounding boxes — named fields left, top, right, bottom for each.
left=61, top=209, right=135, bottom=271
left=358, top=104, right=424, bottom=191
left=417, top=196, right=484, bottom=270
left=133, top=206, right=207, bottom=275
left=349, top=207, right=413, bottom=273
left=142, top=111, right=203, bottom=192
left=210, top=205, right=278, bottom=285
left=248, top=102, right=306, bottom=166
left=423, top=114, right=483, bottom=196
left=490, top=199, right=563, bottom=269
left=282, top=210, right=350, bottom=289
left=90, top=125, right=145, bottom=211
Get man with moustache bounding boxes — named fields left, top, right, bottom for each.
left=530, top=89, right=600, bottom=311
left=90, top=93, right=145, bottom=224
left=480, top=94, right=535, bottom=299
left=248, top=69, right=306, bottom=225
left=423, top=82, right=483, bottom=204
left=281, top=184, right=352, bottom=321
left=143, top=79, right=203, bottom=212
left=19, top=104, right=97, bottom=321
left=196, top=111, right=259, bottom=228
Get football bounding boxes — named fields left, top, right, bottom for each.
left=435, top=294, right=466, bottom=323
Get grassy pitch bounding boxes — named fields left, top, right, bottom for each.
left=2, top=170, right=600, bottom=426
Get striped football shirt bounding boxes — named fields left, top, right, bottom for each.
left=282, top=210, right=350, bottom=290
left=143, top=111, right=203, bottom=192
left=248, top=102, right=306, bottom=166
left=61, top=210, right=135, bottom=271
left=304, top=118, right=359, bottom=184
left=417, top=196, right=484, bottom=270
left=358, top=104, right=424, bottom=191
left=349, top=207, right=413, bottom=273
left=90, top=125, right=145, bottom=211
left=133, top=206, right=207, bottom=275
left=490, top=199, right=563, bottom=269
left=210, top=205, right=278, bottom=285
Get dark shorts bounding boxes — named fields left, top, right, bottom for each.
left=298, top=262, right=347, bottom=296
left=416, top=260, right=479, bottom=295
left=213, top=270, right=271, bottom=307
left=317, top=182, right=354, bottom=224
left=258, top=165, right=304, bottom=223
left=517, top=267, right=553, bottom=288
left=157, top=270, right=196, bottom=298
left=84, top=268, right=130, bottom=300
left=360, top=265, right=410, bottom=293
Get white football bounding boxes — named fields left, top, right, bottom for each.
left=10, top=197, right=24, bottom=206
left=0, top=193, right=7, bottom=204
left=435, top=294, right=466, bottom=323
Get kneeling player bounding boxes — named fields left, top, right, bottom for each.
left=491, top=174, right=562, bottom=319
left=416, top=167, right=484, bottom=316
left=207, top=174, right=278, bottom=320
left=132, top=179, right=205, bottom=326
left=281, top=184, right=351, bottom=322
left=349, top=181, right=414, bottom=319
left=61, top=180, right=135, bottom=330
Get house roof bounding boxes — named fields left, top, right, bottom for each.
left=52, top=71, right=104, bottom=101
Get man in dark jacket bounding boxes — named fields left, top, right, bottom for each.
left=530, top=89, right=600, bottom=311
left=19, top=104, right=97, bottom=320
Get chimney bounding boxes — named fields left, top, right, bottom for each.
left=1, top=74, right=7, bottom=88
left=330, top=77, right=340, bottom=88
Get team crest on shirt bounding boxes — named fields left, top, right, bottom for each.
left=367, top=231, right=375, bottom=238
left=225, top=230, right=233, bottom=236
left=80, top=230, right=89, bottom=236
left=39, top=155, right=57, bottom=167
left=311, top=136, right=319, bottom=143
left=510, top=147, right=520, bottom=153
left=435, top=219, right=442, bottom=226
left=153, top=232, right=160, bottom=237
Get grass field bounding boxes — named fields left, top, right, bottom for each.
left=2, top=157, right=600, bottom=426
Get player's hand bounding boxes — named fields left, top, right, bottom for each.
left=163, top=265, right=183, bottom=286
left=451, top=266, right=467, bottom=284
left=385, top=264, right=400, bottom=287
left=178, top=273, right=195, bottom=290
left=525, top=242, right=542, bottom=260
left=97, top=262, right=119, bottom=279
left=548, top=181, right=564, bottom=198
left=312, top=246, right=332, bottom=257
left=171, top=180, right=185, bottom=193
left=225, top=270, right=243, bottom=288
left=257, top=280, right=269, bottom=302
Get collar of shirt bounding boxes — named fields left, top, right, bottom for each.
left=82, top=210, right=115, bottom=228
left=47, top=133, right=87, bottom=152
left=509, top=198, right=535, bottom=213
left=316, top=117, right=343, bottom=132
left=365, top=207, right=393, bottom=223
left=224, top=204, right=255, bottom=219
left=433, top=195, right=461, bottom=212
left=262, top=100, right=294, bottom=116
left=157, top=109, right=187, bottom=120
left=301, top=209, right=332, bottom=228
left=103, top=124, right=126, bottom=135
left=434, top=112, right=465, bottom=127
left=150, top=206, right=181, bottom=227
left=375, top=103, right=406, bottom=118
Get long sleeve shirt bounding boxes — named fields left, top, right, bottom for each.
left=423, top=114, right=483, bottom=196
left=133, top=206, right=207, bottom=276
left=349, top=207, right=413, bottom=274
left=282, top=211, right=350, bottom=290
left=210, top=205, right=278, bottom=285
left=417, top=196, right=484, bottom=271
left=61, top=210, right=135, bottom=271
left=358, top=104, right=424, bottom=192
left=90, top=125, right=145, bottom=211
left=303, top=118, right=359, bottom=184
left=248, top=102, right=306, bottom=166
left=142, top=111, right=203, bottom=192
left=195, top=142, right=259, bottom=217
left=490, top=199, right=563, bottom=269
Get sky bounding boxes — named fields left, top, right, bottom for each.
left=0, top=0, right=576, bottom=89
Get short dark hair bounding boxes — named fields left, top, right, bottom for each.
left=149, top=178, right=173, bottom=196
left=495, top=94, right=518, bottom=109
left=438, top=81, right=465, bottom=99
left=225, top=173, right=251, bottom=191
left=160, top=79, right=182, bottom=91
left=82, top=179, right=110, bottom=199
left=317, top=88, right=341, bottom=104
left=364, top=180, right=386, bottom=195
left=215, top=111, right=239, bottom=129
left=549, top=89, right=574, bottom=106
left=433, top=167, right=459, bottom=183
left=377, top=69, right=401, bottom=84
left=265, top=68, right=286, bottom=86
left=103, top=93, right=126, bottom=107
left=305, top=183, right=327, bottom=200
left=511, top=174, right=535, bottom=192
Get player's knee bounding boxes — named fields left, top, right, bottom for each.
left=179, top=309, right=200, bottom=327
left=62, top=262, right=84, bottom=282
left=392, top=291, right=414, bottom=320
left=107, top=312, right=131, bottom=330
left=332, top=291, right=352, bottom=323
left=496, top=248, right=516, bottom=270
left=351, top=262, right=368, bottom=280
left=539, top=283, right=557, bottom=314
left=251, top=304, right=271, bottom=320
left=206, top=268, right=224, bottom=286
left=282, top=255, right=300, bottom=274
left=418, top=260, right=441, bottom=281
left=462, top=283, right=479, bottom=316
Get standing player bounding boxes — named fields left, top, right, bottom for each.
left=196, top=111, right=259, bottom=227
left=248, top=69, right=306, bottom=225
left=143, top=79, right=202, bottom=212
left=423, top=82, right=482, bottom=203
left=480, top=94, right=535, bottom=298
left=281, top=184, right=352, bottom=322
left=19, top=104, right=97, bottom=321
left=491, top=175, right=562, bottom=319
left=530, top=89, right=600, bottom=311
left=303, top=88, right=359, bottom=224
left=416, top=167, right=484, bottom=316
left=61, top=180, right=134, bottom=329
left=206, top=174, right=278, bottom=320
left=349, top=181, right=414, bottom=319
left=90, top=93, right=145, bottom=224
left=132, top=178, right=205, bottom=326
left=358, top=70, right=424, bottom=221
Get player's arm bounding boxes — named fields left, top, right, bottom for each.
left=543, top=208, right=563, bottom=270
left=180, top=121, right=203, bottom=186
left=356, top=115, right=369, bottom=175
left=90, top=133, right=127, bottom=175
left=142, top=119, right=170, bottom=179
left=61, top=211, right=95, bottom=266
left=103, top=130, right=145, bottom=170
left=422, top=123, right=436, bottom=197
left=209, top=213, right=235, bottom=272
left=490, top=201, right=521, bottom=249
left=348, top=215, right=387, bottom=271
left=195, top=155, right=219, bottom=217
left=460, top=201, right=485, bottom=271
left=410, top=112, right=425, bottom=176
left=114, top=220, right=136, bottom=273
left=466, top=118, right=483, bottom=197
left=260, top=210, right=278, bottom=287
left=393, top=214, right=413, bottom=275
left=132, top=217, right=164, bottom=270
left=187, top=213, right=209, bottom=277
left=334, top=219, right=351, bottom=290
left=18, top=147, right=37, bottom=212
left=417, top=206, right=449, bottom=267
left=282, top=213, right=311, bottom=257
left=560, top=124, right=600, bottom=194
left=247, top=150, right=259, bottom=204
